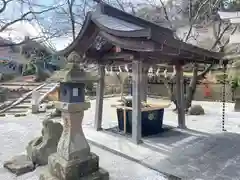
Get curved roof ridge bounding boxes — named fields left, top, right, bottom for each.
left=58, top=12, right=98, bottom=56
left=99, top=3, right=174, bottom=37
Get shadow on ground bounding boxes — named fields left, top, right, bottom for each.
left=152, top=132, right=240, bottom=180
left=105, top=125, right=240, bottom=180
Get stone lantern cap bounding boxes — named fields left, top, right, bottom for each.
left=48, top=63, right=99, bottom=83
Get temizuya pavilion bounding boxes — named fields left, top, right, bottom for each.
left=59, top=2, right=227, bottom=144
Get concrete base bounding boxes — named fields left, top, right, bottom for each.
left=40, top=167, right=109, bottom=180
left=39, top=152, right=109, bottom=180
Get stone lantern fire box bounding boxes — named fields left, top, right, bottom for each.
left=41, top=63, right=109, bottom=180
left=59, top=83, right=85, bottom=103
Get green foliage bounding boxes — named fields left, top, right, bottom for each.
left=34, top=66, right=50, bottom=82
left=22, top=63, right=36, bottom=76
left=85, top=82, right=95, bottom=95
left=221, top=0, right=240, bottom=11
left=215, top=73, right=228, bottom=83
left=230, top=78, right=239, bottom=90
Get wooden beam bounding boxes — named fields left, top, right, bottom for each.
left=101, top=53, right=134, bottom=61
left=175, top=63, right=186, bottom=129
left=94, top=65, right=105, bottom=131
left=99, top=31, right=155, bottom=52
left=132, top=60, right=142, bottom=144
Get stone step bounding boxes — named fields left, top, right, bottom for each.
left=11, top=105, right=30, bottom=109
left=39, top=92, right=46, bottom=95
left=6, top=109, right=28, bottom=113
left=21, top=101, right=31, bottom=104
left=38, top=90, right=50, bottom=93
left=22, top=99, right=31, bottom=103
left=5, top=83, right=57, bottom=114
left=0, top=83, right=42, bottom=86
left=41, top=85, right=55, bottom=89
left=43, top=84, right=56, bottom=87
left=39, top=88, right=52, bottom=92
left=39, top=168, right=109, bottom=180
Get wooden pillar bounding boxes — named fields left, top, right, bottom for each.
left=132, top=60, right=142, bottom=144
left=94, top=65, right=105, bottom=131
left=175, top=64, right=186, bottom=129
left=141, top=68, right=148, bottom=102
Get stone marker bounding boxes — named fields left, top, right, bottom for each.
left=32, top=90, right=41, bottom=113
left=26, top=119, right=63, bottom=166
left=40, top=61, right=109, bottom=180
left=189, top=105, right=205, bottom=115
left=3, top=155, right=35, bottom=176
left=0, top=87, right=8, bottom=102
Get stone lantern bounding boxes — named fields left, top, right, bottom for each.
left=40, top=62, right=109, bottom=180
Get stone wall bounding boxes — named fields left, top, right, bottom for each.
left=148, top=84, right=233, bottom=102
left=104, top=75, right=233, bottom=102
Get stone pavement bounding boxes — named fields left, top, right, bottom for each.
left=85, top=126, right=240, bottom=180
left=154, top=132, right=240, bottom=180
left=0, top=114, right=167, bottom=180
left=83, top=97, right=240, bottom=180
left=2, top=97, right=240, bottom=180
left=0, top=145, right=166, bottom=180
left=83, top=97, right=240, bottom=134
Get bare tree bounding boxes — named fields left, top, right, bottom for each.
left=1, top=0, right=234, bottom=106
left=0, top=0, right=63, bottom=44
left=46, top=0, right=93, bottom=42
left=136, top=0, right=238, bottom=111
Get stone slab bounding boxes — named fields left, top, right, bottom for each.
left=39, top=167, right=109, bottom=180
left=48, top=152, right=99, bottom=180
left=32, top=104, right=39, bottom=114
left=3, top=154, right=35, bottom=176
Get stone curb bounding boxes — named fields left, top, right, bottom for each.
left=86, top=94, right=121, bottom=100
left=87, top=138, right=182, bottom=180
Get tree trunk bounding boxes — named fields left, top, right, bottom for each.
left=168, top=63, right=212, bottom=112
left=185, top=63, right=198, bottom=110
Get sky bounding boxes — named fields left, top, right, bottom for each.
left=0, top=0, right=162, bottom=51
left=0, top=0, right=56, bottom=47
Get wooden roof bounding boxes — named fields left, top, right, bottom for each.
left=59, top=2, right=227, bottom=65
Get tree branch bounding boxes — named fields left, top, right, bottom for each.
left=158, top=0, right=173, bottom=29
left=184, top=0, right=212, bottom=42
left=67, top=0, right=76, bottom=40
left=0, top=0, right=13, bottom=14
left=0, top=6, right=58, bottom=32
left=197, top=21, right=234, bottom=79
left=115, top=0, right=125, bottom=12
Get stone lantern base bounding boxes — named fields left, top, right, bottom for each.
left=39, top=101, right=109, bottom=180
left=40, top=152, right=109, bottom=180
